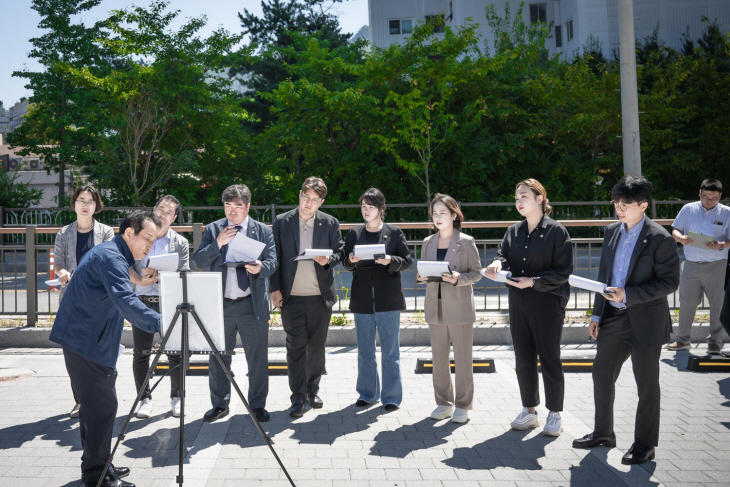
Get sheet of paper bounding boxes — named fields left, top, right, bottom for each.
left=294, top=249, right=333, bottom=261
left=569, top=275, right=608, bottom=294
left=45, top=278, right=61, bottom=287
left=481, top=269, right=513, bottom=283
left=117, top=344, right=125, bottom=362
left=686, top=231, right=715, bottom=250
left=227, top=233, right=266, bottom=262
left=417, top=261, right=451, bottom=277
left=354, top=244, right=386, bottom=260
left=146, top=253, right=179, bottom=272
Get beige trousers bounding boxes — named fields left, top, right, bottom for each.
left=427, top=299, right=474, bottom=409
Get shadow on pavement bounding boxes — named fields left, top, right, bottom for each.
left=370, top=417, right=467, bottom=458
left=720, top=376, right=730, bottom=430
left=0, top=413, right=80, bottom=452
left=568, top=448, right=658, bottom=486
left=442, top=428, right=556, bottom=470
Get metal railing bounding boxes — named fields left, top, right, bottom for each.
left=0, top=219, right=695, bottom=326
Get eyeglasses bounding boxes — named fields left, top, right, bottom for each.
left=700, top=193, right=721, bottom=203
left=612, top=201, right=640, bottom=212
left=300, top=193, right=323, bottom=206
left=75, top=200, right=96, bottom=208
left=155, top=208, right=176, bottom=219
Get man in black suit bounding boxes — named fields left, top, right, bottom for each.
left=194, top=184, right=277, bottom=423
left=269, top=176, right=345, bottom=417
left=573, top=176, right=680, bottom=465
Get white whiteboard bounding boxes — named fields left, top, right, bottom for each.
left=159, top=272, right=226, bottom=352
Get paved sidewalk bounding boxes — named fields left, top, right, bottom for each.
left=0, top=345, right=728, bottom=487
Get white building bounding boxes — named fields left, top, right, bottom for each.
left=8, top=100, right=29, bottom=131
left=368, top=0, right=730, bottom=57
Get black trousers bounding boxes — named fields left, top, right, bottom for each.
left=132, top=299, right=182, bottom=400
left=593, top=306, right=662, bottom=447
left=281, top=295, right=332, bottom=404
left=63, top=349, right=117, bottom=483
left=508, top=288, right=565, bottom=412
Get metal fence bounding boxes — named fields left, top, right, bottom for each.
left=0, top=219, right=695, bottom=326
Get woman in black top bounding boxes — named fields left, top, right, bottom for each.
left=344, top=188, right=412, bottom=411
left=484, top=179, right=573, bottom=436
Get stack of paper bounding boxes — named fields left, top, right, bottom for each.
left=480, top=269, right=513, bottom=283
left=293, top=249, right=333, bottom=261
left=354, top=244, right=386, bottom=260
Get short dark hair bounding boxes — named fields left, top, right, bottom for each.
left=70, top=185, right=104, bottom=214
left=156, top=194, right=180, bottom=210
left=611, top=176, right=653, bottom=205
left=119, top=211, right=161, bottom=236
left=429, top=193, right=464, bottom=230
left=359, top=188, right=386, bottom=220
left=221, top=185, right=251, bottom=205
left=301, top=176, right=327, bottom=199
left=701, top=178, right=722, bottom=193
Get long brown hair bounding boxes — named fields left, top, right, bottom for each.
left=515, top=179, right=552, bottom=216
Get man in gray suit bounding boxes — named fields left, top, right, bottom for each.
left=194, top=184, right=277, bottom=423
left=129, top=195, right=190, bottom=419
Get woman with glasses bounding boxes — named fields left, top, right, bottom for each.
left=417, top=193, right=482, bottom=423
left=344, top=188, right=412, bottom=411
left=54, top=185, right=114, bottom=418
left=484, top=179, right=572, bottom=436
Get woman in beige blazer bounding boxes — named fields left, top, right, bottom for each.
left=417, top=193, right=482, bottom=423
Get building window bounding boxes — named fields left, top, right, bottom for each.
left=529, top=4, right=547, bottom=24
left=555, top=25, right=562, bottom=48
left=389, top=19, right=413, bottom=35
left=425, top=14, right=445, bottom=34
left=566, top=19, right=574, bottom=41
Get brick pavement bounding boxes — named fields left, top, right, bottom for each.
left=0, top=345, right=728, bottom=487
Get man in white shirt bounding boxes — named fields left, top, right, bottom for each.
left=193, top=185, right=277, bottom=423
left=668, top=179, right=730, bottom=354
left=129, top=195, right=190, bottom=418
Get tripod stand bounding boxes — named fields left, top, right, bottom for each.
left=97, top=270, right=295, bottom=487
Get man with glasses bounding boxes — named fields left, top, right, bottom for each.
left=270, top=176, right=345, bottom=417
left=668, top=179, right=730, bottom=354
left=194, top=185, right=277, bottom=424
left=129, top=195, right=190, bottom=418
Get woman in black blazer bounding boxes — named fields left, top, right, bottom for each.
left=344, top=188, right=413, bottom=411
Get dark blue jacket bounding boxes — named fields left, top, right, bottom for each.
left=50, top=235, right=161, bottom=368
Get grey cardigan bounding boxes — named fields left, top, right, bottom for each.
left=421, top=230, right=483, bottom=326
left=54, top=219, right=115, bottom=299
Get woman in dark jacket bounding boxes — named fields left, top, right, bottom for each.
left=484, top=179, right=573, bottom=436
left=344, top=188, right=412, bottom=411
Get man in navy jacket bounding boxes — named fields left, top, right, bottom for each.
left=51, top=211, right=162, bottom=487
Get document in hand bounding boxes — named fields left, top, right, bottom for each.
left=568, top=275, right=614, bottom=298
left=293, top=249, right=333, bottom=261
left=686, top=231, right=715, bottom=250
left=45, top=278, right=61, bottom=287
left=227, top=233, right=266, bottom=263
left=417, top=261, right=451, bottom=277
left=354, top=244, right=386, bottom=260
left=146, top=253, right=179, bottom=272
left=480, top=269, right=514, bottom=283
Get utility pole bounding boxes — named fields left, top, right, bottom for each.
left=618, top=0, right=642, bottom=176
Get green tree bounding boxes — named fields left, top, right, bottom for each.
left=8, top=0, right=110, bottom=203
left=0, top=170, right=44, bottom=207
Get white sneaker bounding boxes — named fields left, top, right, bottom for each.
left=430, top=405, right=454, bottom=420
left=136, top=398, right=154, bottom=419
left=171, top=397, right=182, bottom=418
left=510, top=407, right=539, bottom=430
left=452, top=408, right=468, bottom=423
left=542, top=411, right=562, bottom=436
left=722, top=346, right=730, bottom=357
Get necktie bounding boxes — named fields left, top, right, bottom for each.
left=233, top=225, right=250, bottom=292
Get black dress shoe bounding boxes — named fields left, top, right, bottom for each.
left=621, top=443, right=655, bottom=465
left=355, top=399, right=370, bottom=407
left=572, top=432, right=617, bottom=449
left=85, top=474, right=135, bottom=487
left=253, top=408, right=270, bottom=422
left=307, top=393, right=323, bottom=409
left=82, top=465, right=130, bottom=482
left=289, top=402, right=304, bottom=418
left=203, top=407, right=229, bottom=422
left=384, top=404, right=399, bottom=412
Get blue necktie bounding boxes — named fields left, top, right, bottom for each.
left=233, top=225, right=249, bottom=292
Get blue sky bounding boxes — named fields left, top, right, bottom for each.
left=1, top=0, right=369, bottom=108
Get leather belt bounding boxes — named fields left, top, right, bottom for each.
left=139, top=295, right=160, bottom=303
left=225, top=295, right=252, bottom=302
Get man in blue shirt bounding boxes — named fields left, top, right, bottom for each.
left=668, top=178, right=730, bottom=354
left=50, top=211, right=162, bottom=487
